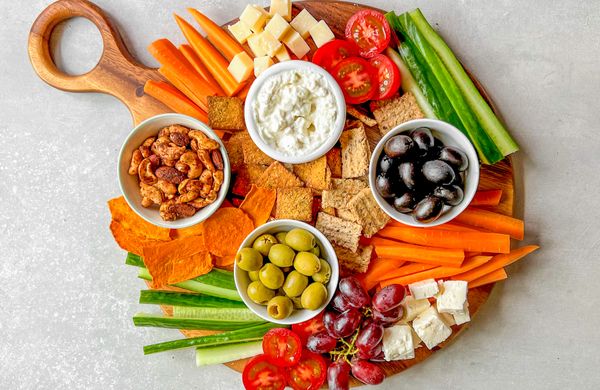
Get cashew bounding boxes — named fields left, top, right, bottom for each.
left=200, top=183, right=212, bottom=198
left=160, top=200, right=196, bottom=221
left=212, top=170, right=224, bottom=193
left=189, top=197, right=212, bottom=210
left=175, top=151, right=204, bottom=179
left=139, top=137, right=156, bottom=158
left=154, top=179, right=177, bottom=200
left=129, top=149, right=143, bottom=175
left=197, top=149, right=216, bottom=172
left=199, top=169, right=214, bottom=185
left=177, top=191, right=200, bottom=203
left=140, top=183, right=163, bottom=206
left=178, top=179, right=203, bottom=194
left=189, top=130, right=220, bottom=150
left=138, top=158, right=158, bottom=185
left=151, top=136, right=186, bottom=167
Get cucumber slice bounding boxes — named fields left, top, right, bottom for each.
left=172, top=306, right=262, bottom=322
left=195, top=341, right=263, bottom=366
left=132, top=313, right=264, bottom=331
left=139, top=290, right=245, bottom=308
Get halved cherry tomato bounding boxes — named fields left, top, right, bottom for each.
left=262, top=328, right=302, bottom=367
left=331, top=57, right=378, bottom=104
left=287, top=351, right=328, bottom=390
left=242, top=354, right=287, bottom=390
left=369, top=54, right=401, bottom=100
left=292, top=312, right=325, bottom=345
left=311, top=39, right=359, bottom=71
left=345, top=10, right=391, bottom=58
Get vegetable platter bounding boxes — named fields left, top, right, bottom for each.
left=29, top=0, right=538, bottom=388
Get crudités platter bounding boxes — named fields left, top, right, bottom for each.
left=29, top=0, right=537, bottom=388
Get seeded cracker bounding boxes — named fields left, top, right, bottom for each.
left=347, top=188, right=391, bottom=238
left=334, top=244, right=374, bottom=275
left=242, top=139, right=275, bottom=165
left=224, top=138, right=244, bottom=172
left=340, top=124, right=370, bottom=178
left=292, top=156, right=331, bottom=191
left=207, top=96, right=246, bottom=130
left=258, top=161, right=304, bottom=189
left=372, top=92, right=425, bottom=135
left=275, top=187, right=313, bottom=221
left=315, top=212, right=362, bottom=252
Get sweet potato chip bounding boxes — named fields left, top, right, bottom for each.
left=108, top=197, right=171, bottom=241
left=201, top=207, right=255, bottom=257
left=110, top=221, right=162, bottom=255
left=240, top=185, right=276, bottom=226
left=214, top=254, right=236, bottom=268
left=169, top=223, right=205, bottom=240
left=169, top=252, right=213, bottom=285
left=326, top=148, right=343, bottom=178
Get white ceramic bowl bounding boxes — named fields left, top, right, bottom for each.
left=243, top=60, right=346, bottom=164
left=117, top=113, right=231, bottom=229
left=234, top=220, right=339, bottom=325
left=369, top=119, right=480, bottom=227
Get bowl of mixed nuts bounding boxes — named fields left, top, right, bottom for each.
left=118, top=113, right=230, bottom=229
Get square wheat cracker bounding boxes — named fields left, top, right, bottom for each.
left=347, top=188, right=390, bottom=237
left=207, top=96, right=245, bottom=130
left=258, top=161, right=304, bottom=189
left=242, top=139, right=275, bottom=165
left=346, top=105, right=377, bottom=127
left=275, top=187, right=313, bottom=221
left=340, top=124, right=370, bottom=178
left=315, top=212, right=362, bottom=252
left=372, top=92, right=424, bottom=135
left=334, top=244, right=373, bottom=275
left=292, top=156, right=331, bottom=191
left=325, top=148, right=342, bottom=178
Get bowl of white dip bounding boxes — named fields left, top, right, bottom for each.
left=244, top=61, right=346, bottom=164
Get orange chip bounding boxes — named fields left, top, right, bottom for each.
left=169, top=252, right=213, bottom=285
left=201, top=207, right=254, bottom=257
left=239, top=185, right=276, bottom=226
left=108, top=197, right=171, bottom=241
left=110, top=220, right=162, bottom=255
left=326, top=148, right=343, bottom=178
left=214, top=254, right=236, bottom=269
left=169, top=223, right=205, bottom=240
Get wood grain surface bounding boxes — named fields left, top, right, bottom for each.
left=28, top=0, right=514, bottom=383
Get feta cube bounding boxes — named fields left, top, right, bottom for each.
left=309, top=20, right=335, bottom=48
left=274, top=45, right=291, bottom=62
left=228, top=20, right=253, bottom=44
left=408, top=278, right=439, bottom=300
left=437, top=280, right=468, bottom=314
left=290, top=9, right=318, bottom=39
left=412, top=306, right=452, bottom=349
left=399, top=295, right=431, bottom=323
left=265, top=13, right=291, bottom=40
left=228, top=52, right=254, bottom=83
left=270, top=0, right=292, bottom=21
left=439, top=311, right=456, bottom=327
left=452, top=302, right=471, bottom=325
left=411, top=328, right=422, bottom=348
left=282, top=30, right=310, bottom=59
left=383, top=325, right=415, bottom=361
left=254, top=56, right=273, bottom=77
left=240, top=5, right=270, bottom=33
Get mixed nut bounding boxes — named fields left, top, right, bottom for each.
left=128, top=124, right=225, bottom=221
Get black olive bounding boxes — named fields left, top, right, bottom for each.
left=432, top=185, right=464, bottom=206
left=439, top=146, right=468, bottom=172
left=379, top=154, right=396, bottom=174
left=375, top=173, right=396, bottom=198
left=452, top=169, right=464, bottom=187
left=413, top=196, right=444, bottom=223
left=393, top=192, right=417, bottom=213
left=410, top=127, right=435, bottom=157
left=398, top=161, right=418, bottom=190
left=421, top=160, right=456, bottom=185
left=384, top=135, right=414, bottom=159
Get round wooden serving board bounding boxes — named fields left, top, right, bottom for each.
left=29, top=0, right=515, bottom=383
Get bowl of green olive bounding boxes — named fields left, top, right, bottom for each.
left=233, top=219, right=339, bottom=325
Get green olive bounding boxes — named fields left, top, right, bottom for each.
left=268, top=244, right=295, bottom=267
left=312, top=259, right=331, bottom=284
left=267, top=295, right=294, bottom=320
left=309, top=245, right=320, bottom=257
left=236, top=247, right=263, bottom=271
left=282, top=270, right=309, bottom=297
left=275, top=232, right=287, bottom=244
left=285, top=228, right=317, bottom=251
left=300, top=282, right=328, bottom=310
left=293, top=252, right=321, bottom=276
left=248, top=270, right=260, bottom=282
left=252, top=234, right=278, bottom=256
left=259, top=263, right=284, bottom=290
left=247, top=280, right=275, bottom=304
left=290, top=296, right=303, bottom=309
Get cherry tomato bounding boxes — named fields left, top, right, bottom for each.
left=292, top=312, right=325, bottom=345
left=287, top=351, right=328, bottom=390
left=331, top=57, right=378, bottom=104
left=345, top=10, right=391, bottom=58
left=262, top=328, right=302, bottom=367
left=369, top=54, right=401, bottom=100
left=311, top=39, right=359, bottom=71
left=242, top=354, right=287, bottom=390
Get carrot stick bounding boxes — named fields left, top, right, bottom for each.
left=380, top=255, right=492, bottom=287
left=158, top=65, right=209, bottom=112
left=468, top=268, right=507, bottom=288
left=387, top=220, right=479, bottom=232
left=371, top=237, right=465, bottom=267
left=359, top=258, right=406, bottom=291
left=376, top=226, right=511, bottom=254
left=212, top=130, right=226, bottom=139
left=471, top=190, right=503, bottom=207
left=188, top=8, right=245, bottom=61
left=236, top=79, right=253, bottom=100
left=378, top=262, right=437, bottom=282
left=144, top=80, right=208, bottom=123
left=174, top=14, right=244, bottom=96
left=454, top=207, right=524, bottom=240
left=179, top=44, right=225, bottom=95
left=451, top=245, right=539, bottom=282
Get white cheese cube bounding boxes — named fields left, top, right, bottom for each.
left=399, top=295, right=431, bottom=323
left=254, top=56, right=273, bottom=77
left=309, top=20, right=335, bottom=48
left=383, top=325, right=415, bottom=361
left=452, top=302, right=471, bottom=325
left=259, top=31, right=282, bottom=57
left=274, top=45, right=291, bottom=62
left=411, top=328, right=422, bottom=348
left=264, top=13, right=291, bottom=40
left=437, top=280, right=468, bottom=314
left=228, top=20, right=253, bottom=44
left=247, top=34, right=266, bottom=57
left=240, top=5, right=270, bottom=33
left=434, top=280, right=445, bottom=299
left=282, top=30, right=310, bottom=59
left=412, top=306, right=452, bottom=350
left=270, top=0, right=292, bottom=21
left=408, top=278, right=439, bottom=300
left=439, top=311, right=456, bottom=327
left=290, top=9, right=318, bottom=39
left=228, top=52, right=254, bottom=83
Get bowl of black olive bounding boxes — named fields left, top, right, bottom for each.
left=369, top=119, right=480, bottom=226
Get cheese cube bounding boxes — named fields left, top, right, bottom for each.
left=265, top=13, right=291, bottom=40
left=452, top=302, right=471, bottom=325
left=270, top=0, right=292, bottom=21
left=436, top=280, right=468, bottom=314
left=408, top=278, right=439, bottom=300
left=254, top=56, right=274, bottom=77
left=258, top=31, right=282, bottom=57
left=228, top=52, right=254, bottom=83
left=240, top=4, right=270, bottom=33
left=411, top=328, right=422, bottom=348
left=382, top=325, right=414, bottom=361
left=247, top=34, right=266, bottom=57
left=309, top=20, right=335, bottom=48
left=439, top=311, right=456, bottom=327
left=228, top=20, right=253, bottom=44
left=282, top=30, right=310, bottom=59
left=399, top=295, right=431, bottom=323
left=290, top=9, right=318, bottom=39
left=274, top=46, right=291, bottom=62
left=412, top=306, right=452, bottom=350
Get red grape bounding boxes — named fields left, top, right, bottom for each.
left=351, top=359, right=385, bottom=385
left=331, top=292, right=354, bottom=312
left=356, top=322, right=384, bottom=352
left=333, top=309, right=362, bottom=338
left=356, top=342, right=382, bottom=360
left=372, top=305, right=404, bottom=325
left=306, top=331, right=338, bottom=353
left=323, top=310, right=340, bottom=338
left=328, top=359, right=351, bottom=390
left=372, top=284, right=406, bottom=312
left=338, top=277, right=371, bottom=308
left=369, top=348, right=386, bottom=362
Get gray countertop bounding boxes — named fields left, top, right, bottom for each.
left=2, top=0, right=599, bottom=388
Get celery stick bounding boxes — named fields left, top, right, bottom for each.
left=126, top=253, right=145, bottom=267
left=196, top=341, right=263, bottom=366
left=132, top=313, right=264, bottom=330
left=172, top=306, right=262, bottom=322
left=139, top=290, right=245, bottom=308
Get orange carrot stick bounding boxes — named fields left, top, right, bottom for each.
left=359, top=258, right=406, bottom=291
left=471, top=190, right=503, bottom=207
left=387, top=219, right=479, bottom=232
left=453, top=207, right=524, bottom=240
left=179, top=44, right=225, bottom=95
left=188, top=8, right=245, bottom=61
left=451, top=245, right=539, bottom=282
left=236, top=79, right=253, bottom=100
left=376, top=226, right=511, bottom=254
left=212, top=129, right=226, bottom=139
left=468, top=268, right=508, bottom=288
left=378, top=262, right=437, bottom=282
left=380, top=256, right=492, bottom=287
left=158, top=65, right=209, bottom=112
left=174, top=14, right=244, bottom=96
left=144, top=80, right=208, bottom=122
left=371, top=237, right=465, bottom=267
